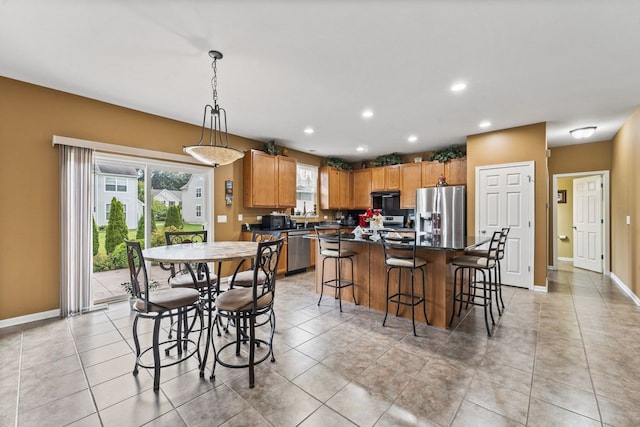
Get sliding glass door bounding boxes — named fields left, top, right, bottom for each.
left=91, top=153, right=213, bottom=305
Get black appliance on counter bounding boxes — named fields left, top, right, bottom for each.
left=371, top=190, right=400, bottom=211
left=261, top=214, right=291, bottom=230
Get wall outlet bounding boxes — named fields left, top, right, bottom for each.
left=238, top=214, right=243, bottom=221
left=217, top=215, right=227, bottom=223
left=627, top=215, right=631, bottom=225
left=257, top=215, right=262, bottom=221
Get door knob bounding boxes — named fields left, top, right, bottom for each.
left=572, top=226, right=577, bottom=230
left=481, top=230, right=486, bottom=234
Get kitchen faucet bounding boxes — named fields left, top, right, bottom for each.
left=303, top=211, right=314, bottom=228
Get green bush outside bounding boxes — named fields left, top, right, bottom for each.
left=105, top=198, right=128, bottom=254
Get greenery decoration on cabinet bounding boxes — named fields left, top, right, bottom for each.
left=370, top=152, right=402, bottom=167
left=428, top=145, right=466, bottom=163
left=326, top=157, right=353, bottom=171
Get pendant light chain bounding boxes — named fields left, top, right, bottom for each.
left=211, top=57, right=218, bottom=107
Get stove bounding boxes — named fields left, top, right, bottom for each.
left=382, top=215, right=405, bottom=228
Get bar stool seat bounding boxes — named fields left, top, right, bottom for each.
left=315, top=225, right=357, bottom=312
left=381, top=231, right=429, bottom=336
left=450, top=231, right=501, bottom=336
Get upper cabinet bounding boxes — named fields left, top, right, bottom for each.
left=400, top=163, right=422, bottom=209
left=351, top=169, right=371, bottom=209
left=320, top=166, right=351, bottom=210
left=421, top=158, right=467, bottom=188
left=371, top=165, right=400, bottom=191
left=243, top=149, right=297, bottom=208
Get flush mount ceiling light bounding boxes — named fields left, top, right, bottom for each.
left=183, top=50, right=244, bottom=167
left=450, top=81, right=467, bottom=92
left=570, top=126, right=597, bottom=139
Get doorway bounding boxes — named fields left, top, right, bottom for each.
left=551, top=171, right=610, bottom=274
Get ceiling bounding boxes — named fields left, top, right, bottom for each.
left=2, top=1, right=639, bottom=161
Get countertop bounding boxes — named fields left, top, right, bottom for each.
left=304, top=228, right=489, bottom=251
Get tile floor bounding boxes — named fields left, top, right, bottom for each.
left=2, top=263, right=640, bottom=426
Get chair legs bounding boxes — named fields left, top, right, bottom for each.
left=132, top=305, right=203, bottom=392
left=450, top=266, right=494, bottom=336
left=382, top=266, right=429, bottom=336
left=318, top=256, right=357, bottom=312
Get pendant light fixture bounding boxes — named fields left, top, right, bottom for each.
left=183, top=50, right=244, bottom=167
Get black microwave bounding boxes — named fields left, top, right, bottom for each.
left=371, top=191, right=400, bottom=211
left=262, top=214, right=291, bottom=230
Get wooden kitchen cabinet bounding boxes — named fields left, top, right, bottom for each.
left=371, top=165, right=400, bottom=191
left=444, top=158, right=467, bottom=186
left=421, top=161, right=445, bottom=187
left=421, top=158, right=467, bottom=187
left=243, top=149, right=297, bottom=208
left=351, top=169, right=371, bottom=209
left=400, top=162, right=422, bottom=208
left=320, top=166, right=350, bottom=209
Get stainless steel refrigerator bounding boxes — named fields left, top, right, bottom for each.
left=415, top=186, right=466, bottom=241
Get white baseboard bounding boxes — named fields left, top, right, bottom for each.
left=610, top=273, right=640, bottom=306
left=0, top=309, right=60, bottom=329
left=558, top=257, right=574, bottom=262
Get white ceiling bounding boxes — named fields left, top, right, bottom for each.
left=2, top=1, right=639, bottom=161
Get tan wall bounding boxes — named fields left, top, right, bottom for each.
left=466, top=123, right=548, bottom=287
left=547, top=140, right=612, bottom=262
left=611, top=107, right=640, bottom=297
left=557, top=177, right=574, bottom=258
left=0, top=77, right=327, bottom=319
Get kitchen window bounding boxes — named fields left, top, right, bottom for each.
left=296, top=163, right=318, bottom=215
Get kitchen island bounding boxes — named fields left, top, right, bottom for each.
left=311, top=230, right=488, bottom=329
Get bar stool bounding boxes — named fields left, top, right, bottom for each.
left=315, top=225, right=357, bottom=312
left=450, top=231, right=501, bottom=336
left=380, top=231, right=429, bottom=336
left=464, top=227, right=509, bottom=315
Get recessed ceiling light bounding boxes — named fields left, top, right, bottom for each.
left=570, top=126, right=596, bottom=139
left=479, top=121, right=491, bottom=129
left=304, top=127, right=314, bottom=134
left=407, top=135, right=418, bottom=143
left=362, top=110, right=374, bottom=119
left=450, top=81, right=467, bottom=92
left=356, top=145, right=369, bottom=152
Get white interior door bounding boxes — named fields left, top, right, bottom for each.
left=477, top=162, right=534, bottom=288
left=573, top=175, right=603, bottom=272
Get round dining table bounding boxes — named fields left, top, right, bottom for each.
left=142, top=240, right=259, bottom=377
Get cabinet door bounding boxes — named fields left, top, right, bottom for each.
left=339, top=170, right=350, bottom=209
left=400, top=163, right=421, bottom=208
left=421, top=161, right=445, bottom=187
left=244, top=150, right=277, bottom=207
left=444, top=158, right=467, bottom=185
left=371, top=167, right=385, bottom=191
left=351, top=169, right=371, bottom=209
left=385, top=165, right=400, bottom=190
left=277, top=233, right=287, bottom=275
left=277, top=156, right=297, bottom=207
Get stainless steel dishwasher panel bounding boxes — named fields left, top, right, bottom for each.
left=286, top=232, right=311, bottom=273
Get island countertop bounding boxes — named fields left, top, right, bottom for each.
left=311, top=230, right=489, bottom=329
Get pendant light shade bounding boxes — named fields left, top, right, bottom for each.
left=183, top=50, right=244, bottom=167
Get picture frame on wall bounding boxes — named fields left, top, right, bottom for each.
left=557, top=189, right=567, bottom=204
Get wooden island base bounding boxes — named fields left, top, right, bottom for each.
left=314, top=240, right=464, bottom=329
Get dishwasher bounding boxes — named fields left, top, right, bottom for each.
left=286, top=230, right=311, bottom=274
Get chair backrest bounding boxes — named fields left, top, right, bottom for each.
left=125, top=240, right=150, bottom=312
left=165, top=230, right=208, bottom=245
left=250, top=237, right=285, bottom=310
left=251, top=230, right=278, bottom=243
left=314, top=224, right=343, bottom=255
left=164, top=230, right=208, bottom=280
left=380, top=230, right=419, bottom=267
left=480, top=231, right=502, bottom=268
left=497, top=227, right=510, bottom=261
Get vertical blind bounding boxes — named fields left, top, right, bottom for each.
left=60, top=145, right=94, bottom=316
